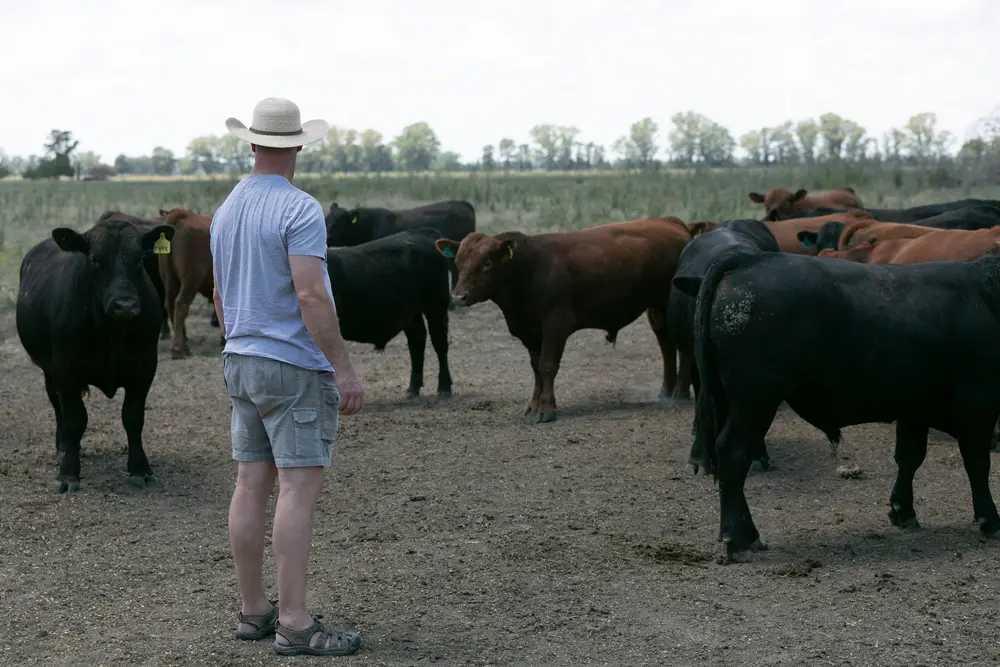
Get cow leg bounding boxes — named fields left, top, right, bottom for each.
left=447, top=265, right=459, bottom=311
left=684, top=364, right=705, bottom=475
left=171, top=285, right=198, bottom=360
left=403, top=315, right=428, bottom=398
left=646, top=308, right=679, bottom=400
left=43, top=372, right=65, bottom=454
left=888, top=420, right=929, bottom=530
left=163, top=270, right=179, bottom=346
left=673, top=351, right=693, bottom=402
left=956, top=428, right=1000, bottom=536
left=536, top=321, right=571, bottom=423
left=716, top=403, right=775, bottom=561
left=523, top=343, right=543, bottom=419
left=54, top=384, right=88, bottom=493
left=992, top=418, right=1000, bottom=452
left=122, top=380, right=154, bottom=488
left=425, top=310, right=452, bottom=398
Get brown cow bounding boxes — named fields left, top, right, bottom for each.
left=820, top=225, right=1000, bottom=265
left=749, top=186, right=864, bottom=221
left=837, top=219, right=939, bottom=250
left=434, top=217, right=692, bottom=423
left=764, top=209, right=876, bottom=255
left=157, top=207, right=217, bottom=359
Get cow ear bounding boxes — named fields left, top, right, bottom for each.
left=797, top=231, right=818, bottom=249
left=672, top=275, right=702, bottom=296
left=52, top=228, right=89, bottom=254
left=842, top=186, right=855, bottom=194
left=141, top=224, right=176, bottom=256
left=499, top=239, right=516, bottom=262
left=791, top=189, right=808, bottom=203
left=748, top=192, right=765, bottom=204
left=435, top=238, right=460, bottom=259
left=688, top=221, right=717, bottom=238
left=329, top=201, right=338, bottom=211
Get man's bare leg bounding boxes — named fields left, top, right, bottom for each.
left=229, top=460, right=278, bottom=632
left=273, top=465, right=325, bottom=642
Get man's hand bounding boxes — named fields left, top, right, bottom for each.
left=336, top=366, right=365, bottom=415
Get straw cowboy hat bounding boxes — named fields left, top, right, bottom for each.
left=225, top=97, right=329, bottom=149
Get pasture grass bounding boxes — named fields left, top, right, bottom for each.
left=0, top=164, right=998, bottom=338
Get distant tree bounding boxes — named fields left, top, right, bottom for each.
left=517, top=143, right=532, bottom=171
left=434, top=151, right=463, bottom=172
left=903, top=112, right=953, bottom=162
left=360, top=129, right=391, bottom=172
left=842, top=120, right=871, bottom=162
left=0, top=149, right=11, bottom=179
left=481, top=145, right=495, bottom=170
left=770, top=121, right=800, bottom=165
left=150, top=146, right=176, bottom=175
left=393, top=122, right=440, bottom=171
left=498, top=138, right=516, bottom=168
left=529, top=124, right=560, bottom=169
left=739, top=130, right=763, bottom=165
left=818, top=113, right=847, bottom=160
left=24, top=129, right=79, bottom=179
left=186, top=135, right=223, bottom=174
left=621, top=117, right=659, bottom=169
left=795, top=119, right=820, bottom=164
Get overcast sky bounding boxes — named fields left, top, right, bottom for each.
left=1, top=0, right=997, bottom=162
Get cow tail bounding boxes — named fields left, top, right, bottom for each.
left=692, top=251, right=748, bottom=480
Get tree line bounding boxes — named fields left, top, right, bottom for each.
left=1, top=107, right=998, bottom=181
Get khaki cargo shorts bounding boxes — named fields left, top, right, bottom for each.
left=223, top=353, right=341, bottom=468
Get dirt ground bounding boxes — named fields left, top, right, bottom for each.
left=2, top=299, right=1000, bottom=667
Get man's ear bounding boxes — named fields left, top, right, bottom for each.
left=52, top=228, right=89, bottom=254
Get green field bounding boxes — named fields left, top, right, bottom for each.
left=1, top=165, right=998, bottom=338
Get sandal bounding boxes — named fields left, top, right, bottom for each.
left=273, top=616, right=361, bottom=657
left=233, top=600, right=279, bottom=640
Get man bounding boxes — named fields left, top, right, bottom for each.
left=210, top=97, right=365, bottom=658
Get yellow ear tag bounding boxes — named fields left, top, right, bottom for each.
left=351, top=215, right=358, bottom=224
left=507, top=246, right=513, bottom=259
left=153, top=232, right=171, bottom=255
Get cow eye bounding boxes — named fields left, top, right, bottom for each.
left=88, top=255, right=101, bottom=266
left=482, top=258, right=492, bottom=271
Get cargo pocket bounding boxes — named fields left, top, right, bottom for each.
left=292, top=407, right=320, bottom=455
left=320, top=380, right=341, bottom=442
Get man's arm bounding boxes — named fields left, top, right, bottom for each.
left=212, top=284, right=224, bottom=334
left=285, top=197, right=364, bottom=415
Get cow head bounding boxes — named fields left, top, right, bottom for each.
left=52, top=219, right=176, bottom=322
left=435, top=232, right=520, bottom=308
left=750, top=188, right=809, bottom=221
left=325, top=202, right=358, bottom=246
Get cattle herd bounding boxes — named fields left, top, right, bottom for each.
left=13, top=185, right=1000, bottom=563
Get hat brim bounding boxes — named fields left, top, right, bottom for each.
left=225, top=117, right=329, bottom=148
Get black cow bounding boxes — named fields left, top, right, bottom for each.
left=325, top=200, right=476, bottom=294
left=326, top=227, right=453, bottom=398
left=667, top=219, right=780, bottom=475
left=673, top=251, right=1000, bottom=562
left=16, top=216, right=176, bottom=492
left=785, top=199, right=1000, bottom=224
left=107, top=211, right=219, bottom=339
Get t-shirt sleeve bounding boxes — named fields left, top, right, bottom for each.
left=284, top=196, right=328, bottom=259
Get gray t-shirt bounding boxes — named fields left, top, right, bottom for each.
left=210, top=174, right=335, bottom=373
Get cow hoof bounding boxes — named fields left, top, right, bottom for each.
left=536, top=411, right=557, bottom=424
left=54, top=478, right=81, bottom=493
left=130, top=473, right=154, bottom=489
left=889, top=506, right=920, bottom=530
left=683, top=461, right=701, bottom=476
left=720, top=537, right=767, bottom=564
left=406, top=388, right=420, bottom=399
left=437, top=390, right=452, bottom=399
left=978, top=516, right=1000, bottom=537
left=751, top=457, right=775, bottom=473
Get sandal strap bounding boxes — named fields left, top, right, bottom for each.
left=277, top=618, right=356, bottom=649
left=237, top=600, right=278, bottom=629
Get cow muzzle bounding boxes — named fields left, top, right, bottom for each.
left=451, top=293, right=470, bottom=308
left=108, top=298, right=141, bottom=321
